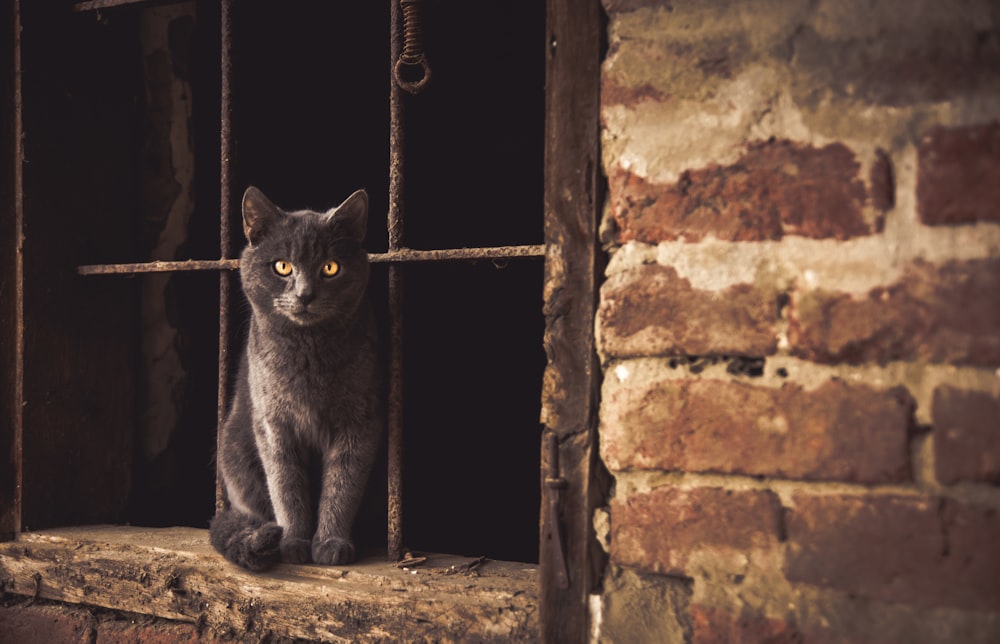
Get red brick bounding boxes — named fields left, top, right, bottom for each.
left=918, top=122, right=1000, bottom=226
left=607, top=139, right=880, bottom=244
left=602, top=378, right=913, bottom=483
left=598, top=264, right=779, bottom=358
left=939, top=500, right=1000, bottom=611
left=602, top=0, right=663, bottom=12
left=933, top=387, right=1000, bottom=484
left=788, top=259, right=1000, bottom=367
left=602, top=75, right=670, bottom=107
left=611, top=486, right=782, bottom=576
left=691, top=604, right=801, bottom=644
left=0, top=604, right=94, bottom=643
left=785, top=494, right=1000, bottom=611
left=96, top=619, right=204, bottom=644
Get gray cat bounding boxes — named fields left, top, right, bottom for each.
left=210, top=186, right=382, bottom=571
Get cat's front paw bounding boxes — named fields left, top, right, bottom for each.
left=279, top=536, right=312, bottom=564
left=312, top=536, right=355, bottom=565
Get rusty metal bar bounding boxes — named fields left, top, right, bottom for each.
left=11, top=0, right=25, bottom=538
left=217, top=0, right=234, bottom=513
left=72, top=0, right=180, bottom=12
left=75, top=244, right=545, bottom=276
left=386, top=0, right=405, bottom=563
left=372, top=245, right=545, bottom=263
left=77, top=259, right=239, bottom=275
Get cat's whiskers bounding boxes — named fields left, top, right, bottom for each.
left=272, top=294, right=343, bottom=326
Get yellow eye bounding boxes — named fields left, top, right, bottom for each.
left=321, top=261, right=340, bottom=277
left=273, top=260, right=293, bottom=276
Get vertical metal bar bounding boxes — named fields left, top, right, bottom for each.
left=216, top=0, right=233, bottom=513
left=386, top=0, right=405, bottom=562
left=10, top=0, right=25, bottom=538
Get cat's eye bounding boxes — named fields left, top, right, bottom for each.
left=273, top=260, right=293, bottom=276
left=321, top=261, right=340, bottom=277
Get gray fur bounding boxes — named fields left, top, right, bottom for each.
left=210, top=186, right=382, bottom=571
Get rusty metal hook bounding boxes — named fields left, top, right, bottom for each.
left=394, top=0, right=431, bottom=94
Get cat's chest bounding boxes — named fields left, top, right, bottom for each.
left=251, top=340, right=349, bottom=401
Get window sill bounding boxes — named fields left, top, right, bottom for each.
left=0, top=526, right=538, bottom=641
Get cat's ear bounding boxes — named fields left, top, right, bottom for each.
left=242, top=186, right=282, bottom=246
left=326, top=189, right=369, bottom=242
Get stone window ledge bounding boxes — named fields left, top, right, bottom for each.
left=0, top=526, right=537, bottom=641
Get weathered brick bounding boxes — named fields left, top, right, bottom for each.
left=788, top=259, right=1000, bottom=367
left=602, top=378, right=913, bottom=483
left=611, top=486, right=782, bottom=576
left=0, top=604, right=94, bottom=643
left=598, top=264, right=779, bottom=358
left=939, top=500, right=1000, bottom=611
left=96, top=619, right=204, bottom=644
left=600, top=566, right=692, bottom=644
left=602, top=0, right=662, bottom=13
left=918, top=122, right=1000, bottom=226
left=790, top=22, right=1000, bottom=108
left=607, top=139, right=880, bottom=244
left=691, top=604, right=801, bottom=644
left=785, top=494, right=1000, bottom=611
left=933, top=387, right=1000, bottom=484
left=602, top=74, right=670, bottom=107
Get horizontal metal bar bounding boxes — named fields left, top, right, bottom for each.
left=77, top=259, right=239, bottom=275
left=72, top=0, right=184, bottom=12
left=76, top=245, right=546, bottom=276
left=369, top=244, right=546, bottom=263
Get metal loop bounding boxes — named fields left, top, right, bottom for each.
left=394, top=57, right=431, bottom=94
left=394, top=0, right=431, bottom=94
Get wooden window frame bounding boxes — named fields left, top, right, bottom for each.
left=0, top=0, right=603, bottom=639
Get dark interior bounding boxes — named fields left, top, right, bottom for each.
left=18, top=1, right=544, bottom=563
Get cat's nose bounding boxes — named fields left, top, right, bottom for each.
left=294, top=275, right=315, bottom=305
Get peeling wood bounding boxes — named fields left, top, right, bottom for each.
left=0, top=526, right=538, bottom=642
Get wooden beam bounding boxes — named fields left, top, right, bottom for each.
left=540, top=0, right=606, bottom=641
left=0, top=527, right=538, bottom=641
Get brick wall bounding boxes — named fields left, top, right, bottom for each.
left=0, top=601, right=226, bottom=643
left=595, top=1, right=1000, bottom=641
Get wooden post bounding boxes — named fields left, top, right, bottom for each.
left=540, top=0, right=605, bottom=640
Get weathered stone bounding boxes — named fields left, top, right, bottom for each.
left=0, top=527, right=538, bottom=642
left=598, top=264, right=780, bottom=358
left=788, top=259, right=1000, bottom=367
left=918, top=122, right=1000, bottom=226
left=602, top=378, right=913, bottom=483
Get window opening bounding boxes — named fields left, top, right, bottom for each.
left=63, top=0, right=546, bottom=565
